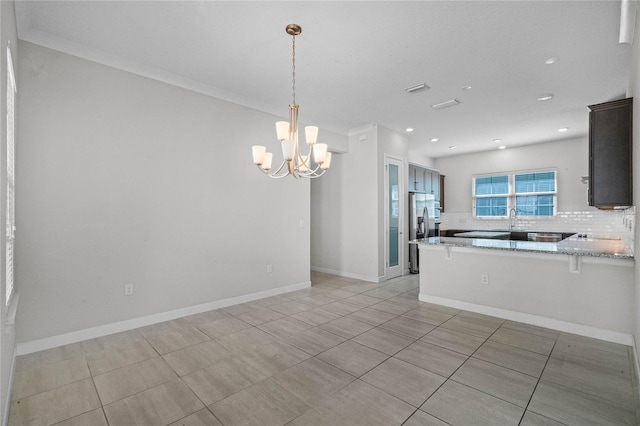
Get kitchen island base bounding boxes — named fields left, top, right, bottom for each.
left=418, top=243, right=634, bottom=346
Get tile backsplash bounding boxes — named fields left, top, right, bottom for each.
left=440, top=207, right=636, bottom=252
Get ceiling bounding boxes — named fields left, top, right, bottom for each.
left=14, top=1, right=632, bottom=158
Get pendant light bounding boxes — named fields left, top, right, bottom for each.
left=251, top=24, right=331, bottom=179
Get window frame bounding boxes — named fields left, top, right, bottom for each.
left=472, top=169, right=557, bottom=218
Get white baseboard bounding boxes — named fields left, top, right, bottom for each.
left=310, top=266, right=380, bottom=283
left=420, top=293, right=634, bottom=347
left=16, top=280, right=311, bottom=356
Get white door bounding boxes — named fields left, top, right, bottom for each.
left=384, top=156, right=404, bottom=280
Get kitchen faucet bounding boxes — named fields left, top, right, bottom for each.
left=509, top=207, right=517, bottom=232
left=423, top=206, right=430, bottom=238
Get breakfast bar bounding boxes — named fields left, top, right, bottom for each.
left=414, top=235, right=635, bottom=344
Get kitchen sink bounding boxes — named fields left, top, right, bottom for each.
left=501, top=231, right=572, bottom=242
left=442, top=229, right=575, bottom=242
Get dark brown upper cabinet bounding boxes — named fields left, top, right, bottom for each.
left=588, top=97, right=632, bottom=209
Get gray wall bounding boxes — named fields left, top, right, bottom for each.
left=0, top=0, right=18, bottom=419
left=630, top=7, right=640, bottom=372
left=311, top=125, right=413, bottom=282
left=434, top=137, right=592, bottom=213
left=15, top=41, right=312, bottom=343
left=311, top=127, right=379, bottom=281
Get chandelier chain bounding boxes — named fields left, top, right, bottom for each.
left=291, top=34, right=296, bottom=105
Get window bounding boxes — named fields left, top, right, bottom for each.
left=474, top=175, right=508, bottom=216
left=515, top=172, right=555, bottom=216
left=6, top=46, right=15, bottom=306
left=473, top=170, right=556, bottom=217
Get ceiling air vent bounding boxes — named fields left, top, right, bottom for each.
left=431, top=99, right=460, bottom=110
left=405, top=83, right=429, bottom=93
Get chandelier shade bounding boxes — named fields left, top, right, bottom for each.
left=251, top=24, right=331, bottom=179
left=261, top=152, right=273, bottom=171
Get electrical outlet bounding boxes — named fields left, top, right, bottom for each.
left=267, top=264, right=273, bottom=273
left=124, top=283, right=134, bottom=296
left=480, top=274, right=489, bottom=285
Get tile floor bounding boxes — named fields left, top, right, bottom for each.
left=8, top=272, right=640, bottom=425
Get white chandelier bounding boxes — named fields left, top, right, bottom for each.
left=251, top=24, right=331, bottom=179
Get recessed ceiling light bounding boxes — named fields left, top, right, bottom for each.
left=538, top=93, right=554, bottom=101
left=449, top=145, right=457, bottom=150
left=498, top=145, right=506, bottom=150
left=545, top=57, right=559, bottom=65
left=492, top=138, right=502, bottom=143
left=406, top=128, right=414, bottom=132
left=462, top=85, right=472, bottom=91
left=430, top=137, right=439, bottom=142
left=558, top=127, right=569, bottom=132
left=405, top=83, right=429, bottom=93
left=432, top=99, right=460, bottom=110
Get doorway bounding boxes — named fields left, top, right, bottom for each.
left=384, top=155, right=404, bottom=280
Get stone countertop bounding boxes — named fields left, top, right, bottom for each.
left=412, top=236, right=634, bottom=260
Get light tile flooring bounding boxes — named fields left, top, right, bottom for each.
left=8, top=272, right=640, bottom=425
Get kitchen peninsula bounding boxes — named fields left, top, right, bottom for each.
left=415, top=235, right=634, bottom=345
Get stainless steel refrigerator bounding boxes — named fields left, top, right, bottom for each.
left=409, top=193, right=436, bottom=274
